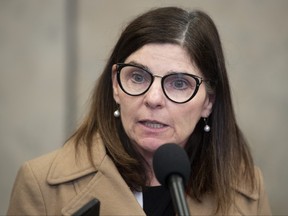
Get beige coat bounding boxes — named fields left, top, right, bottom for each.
left=7, top=135, right=271, bottom=215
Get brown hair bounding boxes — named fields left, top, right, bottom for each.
left=71, top=7, right=255, bottom=214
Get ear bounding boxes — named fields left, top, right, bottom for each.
left=201, top=94, right=215, bottom=118
left=111, top=64, right=120, bottom=104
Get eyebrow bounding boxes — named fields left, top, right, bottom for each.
left=126, top=61, right=150, bottom=71
left=125, top=60, right=192, bottom=75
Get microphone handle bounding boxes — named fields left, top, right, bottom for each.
left=168, top=175, right=191, bottom=216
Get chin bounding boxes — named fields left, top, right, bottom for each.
left=133, top=135, right=181, bottom=155
left=140, top=139, right=171, bottom=152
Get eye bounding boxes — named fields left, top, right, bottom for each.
left=126, top=67, right=152, bottom=85
left=165, top=74, right=196, bottom=91
left=131, top=72, right=146, bottom=83
left=171, top=79, right=188, bottom=90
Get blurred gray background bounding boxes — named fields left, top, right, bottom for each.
left=1, top=0, right=287, bottom=215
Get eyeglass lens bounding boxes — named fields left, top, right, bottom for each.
left=117, top=64, right=200, bottom=103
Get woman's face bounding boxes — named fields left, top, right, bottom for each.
left=112, top=43, right=213, bottom=161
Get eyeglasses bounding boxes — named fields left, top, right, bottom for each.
left=116, top=63, right=205, bottom=104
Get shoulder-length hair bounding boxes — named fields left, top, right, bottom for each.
left=71, top=7, right=255, bottom=214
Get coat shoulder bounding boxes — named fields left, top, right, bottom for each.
left=233, top=166, right=272, bottom=215
left=7, top=140, right=101, bottom=215
left=26, top=148, right=61, bottom=177
left=7, top=148, right=62, bottom=215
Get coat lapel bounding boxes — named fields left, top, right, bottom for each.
left=61, top=155, right=145, bottom=215
left=46, top=136, right=101, bottom=185
left=46, top=136, right=145, bottom=215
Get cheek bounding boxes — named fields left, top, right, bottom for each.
left=176, top=112, right=200, bottom=134
left=172, top=103, right=203, bottom=138
left=119, top=91, right=137, bottom=110
left=118, top=94, right=139, bottom=128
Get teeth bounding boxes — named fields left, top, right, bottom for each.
left=144, top=121, right=165, bottom=129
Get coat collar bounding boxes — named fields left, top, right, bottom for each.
left=46, top=134, right=146, bottom=215
left=233, top=183, right=259, bottom=201
left=47, top=134, right=105, bottom=185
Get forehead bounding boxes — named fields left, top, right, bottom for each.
left=124, top=43, right=201, bottom=76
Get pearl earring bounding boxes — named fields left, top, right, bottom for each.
left=114, top=109, right=120, bottom=117
left=203, top=118, right=210, bottom=132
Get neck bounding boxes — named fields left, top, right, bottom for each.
left=145, top=159, right=161, bottom=186
left=136, top=146, right=161, bottom=186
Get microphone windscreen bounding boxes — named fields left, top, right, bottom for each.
left=153, top=143, right=191, bottom=187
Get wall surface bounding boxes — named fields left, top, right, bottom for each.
left=0, top=1, right=66, bottom=214
left=1, top=0, right=288, bottom=215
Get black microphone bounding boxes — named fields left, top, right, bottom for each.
left=153, top=143, right=191, bottom=216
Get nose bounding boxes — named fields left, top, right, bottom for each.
left=143, top=77, right=165, bottom=108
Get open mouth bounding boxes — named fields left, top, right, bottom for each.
left=140, top=120, right=167, bottom=129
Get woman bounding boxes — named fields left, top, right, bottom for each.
left=7, top=7, right=271, bottom=215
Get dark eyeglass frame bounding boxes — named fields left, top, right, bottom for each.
left=116, top=63, right=206, bottom=104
